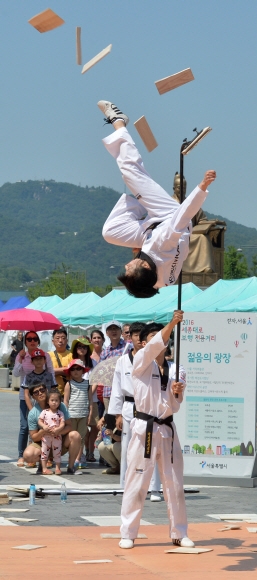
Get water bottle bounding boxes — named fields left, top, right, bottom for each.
left=60, top=482, right=67, bottom=503
left=102, top=427, right=112, bottom=446
left=29, top=483, right=36, bottom=506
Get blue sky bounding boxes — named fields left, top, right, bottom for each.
left=0, top=1, right=256, bottom=228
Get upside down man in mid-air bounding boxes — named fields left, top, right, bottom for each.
left=98, top=100, right=216, bottom=298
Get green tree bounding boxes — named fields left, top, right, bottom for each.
left=224, top=246, right=248, bottom=280
left=249, top=254, right=257, bottom=277
left=27, top=264, right=86, bottom=301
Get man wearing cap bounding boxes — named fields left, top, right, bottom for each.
left=23, top=349, right=57, bottom=411
left=48, top=327, right=73, bottom=396
left=23, top=382, right=81, bottom=475
left=100, top=321, right=126, bottom=412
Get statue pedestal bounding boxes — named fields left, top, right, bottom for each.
left=181, top=272, right=219, bottom=288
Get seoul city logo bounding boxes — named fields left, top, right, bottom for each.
left=200, top=461, right=206, bottom=469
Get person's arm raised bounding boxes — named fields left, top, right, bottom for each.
left=161, top=310, right=184, bottom=344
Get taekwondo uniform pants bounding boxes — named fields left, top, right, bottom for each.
left=102, top=127, right=207, bottom=251
left=120, top=425, right=187, bottom=540
left=121, top=416, right=161, bottom=492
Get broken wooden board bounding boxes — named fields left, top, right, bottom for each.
left=247, top=527, right=257, bottom=533
left=100, top=533, right=147, bottom=539
left=74, top=560, right=112, bottom=564
left=76, top=27, right=82, bottom=65
left=165, top=547, right=213, bottom=554
left=155, top=68, right=194, bottom=95
left=5, top=518, right=38, bottom=523
left=28, top=8, right=65, bottom=33
left=81, top=44, right=112, bottom=74
left=0, top=497, right=10, bottom=505
left=0, top=508, right=29, bottom=513
left=134, top=116, right=158, bottom=152
left=12, top=544, right=46, bottom=550
left=218, top=525, right=241, bottom=532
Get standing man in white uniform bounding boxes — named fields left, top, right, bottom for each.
left=97, top=100, right=216, bottom=298
left=119, top=311, right=194, bottom=550
left=109, top=321, right=161, bottom=500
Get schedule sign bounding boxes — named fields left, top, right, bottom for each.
left=175, top=312, right=257, bottom=478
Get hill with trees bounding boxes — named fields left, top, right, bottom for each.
left=0, top=179, right=256, bottom=292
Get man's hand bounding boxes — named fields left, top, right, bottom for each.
left=116, top=415, right=123, bottom=430
left=172, top=310, right=184, bottom=326
left=199, top=170, right=216, bottom=191
left=172, top=381, right=184, bottom=396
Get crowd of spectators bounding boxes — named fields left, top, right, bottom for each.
left=12, top=320, right=173, bottom=478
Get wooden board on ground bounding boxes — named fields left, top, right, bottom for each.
left=74, top=560, right=112, bottom=564
left=81, top=44, right=112, bottom=74
left=28, top=8, right=65, bottom=33
left=0, top=498, right=10, bottom=505
left=76, top=27, right=82, bottom=65
left=247, top=527, right=257, bottom=533
left=5, top=517, right=38, bottom=523
left=218, top=525, right=241, bottom=531
left=165, top=547, right=213, bottom=554
left=0, top=508, right=29, bottom=513
left=12, top=544, right=46, bottom=550
left=134, top=116, right=158, bottom=152
left=101, top=533, right=147, bottom=539
left=155, top=68, right=194, bottom=95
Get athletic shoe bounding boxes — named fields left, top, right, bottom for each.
left=119, top=539, right=134, bottom=549
left=173, top=537, right=195, bottom=548
left=87, top=452, right=96, bottom=462
left=150, top=491, right=162, bottom=502
left=79, top=459, right=87, bottom=469
left=97, top=100, right=129, bottom=126
left=74, top=460, right=80, bottom=469
left=67, top=467, right=76, bottom=475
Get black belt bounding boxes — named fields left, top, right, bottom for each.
left=135, top=410, right=174, bottom=462
left=124, top=396, right=135, bottom=402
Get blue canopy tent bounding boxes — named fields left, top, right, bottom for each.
left=0, top=296, right=30, bottom=311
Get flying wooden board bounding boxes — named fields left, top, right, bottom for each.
left=76, top=27, right=82, bottom=65
left=155, top=68, right=194, bottom=95
left=134, top=116, right=158, bottom=152
left=81, top=44, right=112, bottom=74
left=28, top=8, right=65, bottom=33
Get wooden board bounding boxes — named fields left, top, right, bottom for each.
left=0, top=498, right=10, bottom=505
left=28, top=8, right=65, bottom=33
left=155, top=68, right=194, bottom=95
left=134, top=116, right=158, bottom=152
left=165, top=548, right=213, bottom=554
left=81, top=44, right=112, bottom=74
left=76, top=27, right=82, bottom=65
left=12, top=544, right=46, bottom=550
left=74, top=560, right=112, bottom=564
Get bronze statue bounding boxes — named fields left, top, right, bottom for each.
left=172, top=172, right=226, bottom=276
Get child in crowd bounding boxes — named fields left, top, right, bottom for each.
left=63, top=359, right=93, bottom=469
left=38, top=388, right=65, bottom=475
left=23, top=349, right=57, bottom=411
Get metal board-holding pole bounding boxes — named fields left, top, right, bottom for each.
left=175, top=128, right=212, bottom=395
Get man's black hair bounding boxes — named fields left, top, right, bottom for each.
left=129, top=321, right=147, bottom=336
left=140, top=322, right=164, bottom=343
left=118, top=267, right=159, bottom=299
left=53, top=326, right=67, bottom=338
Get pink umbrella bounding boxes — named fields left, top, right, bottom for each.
left=0, top=309, right=63, bottom=332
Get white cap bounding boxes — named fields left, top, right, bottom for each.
left=106, top=320, right=122, bottom=330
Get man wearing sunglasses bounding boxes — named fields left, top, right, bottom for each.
left=23, top=383, right=81, bottom=474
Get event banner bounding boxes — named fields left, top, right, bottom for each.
left=175, top=312, right=257, bottom=478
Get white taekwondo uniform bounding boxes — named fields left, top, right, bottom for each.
left=102, top=127, right=209, bottom=288
left=120, top=331, right=187, bottom=541
left=109, top=350, right=161, bottom=490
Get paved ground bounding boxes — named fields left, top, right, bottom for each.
left=1, top=389, right=257, bottom=577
